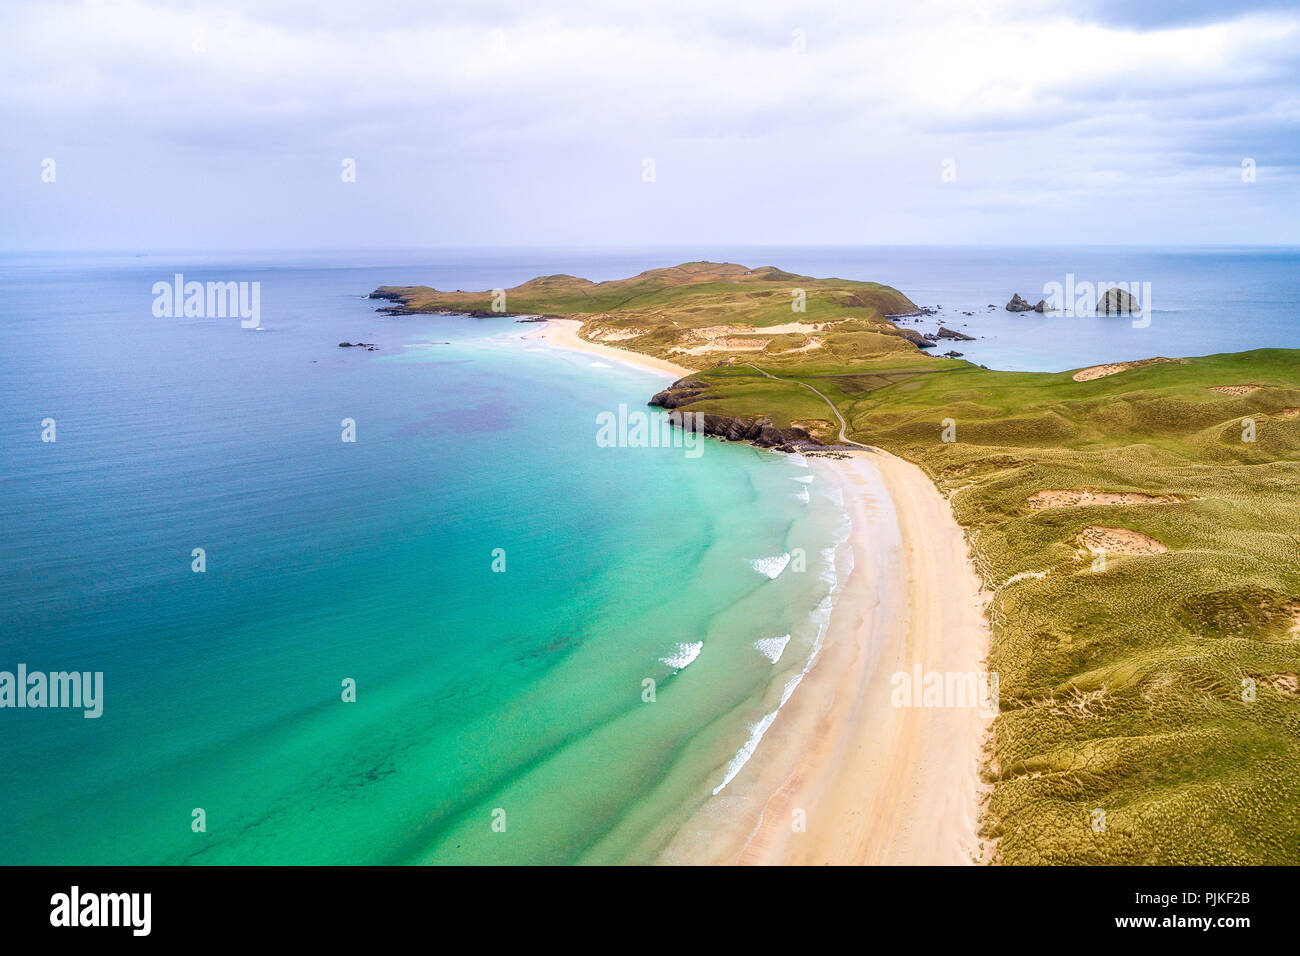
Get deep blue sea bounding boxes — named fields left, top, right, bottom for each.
left=2, top=246, right=1296, bottom=863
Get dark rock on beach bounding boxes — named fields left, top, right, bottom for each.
left=648, top=378, right=822, bottom=451
left=1006, top=294, right=1034, bottom=312
left=695, top=414, right=816, bottom=448
left=339, top=342, right=379, bottom=350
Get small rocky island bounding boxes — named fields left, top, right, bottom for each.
left=1006, top=293, right=1050, bottom=313
left=1098, top=287, right=1141, bottom=313
left=927, top=326, right=975, bottom=343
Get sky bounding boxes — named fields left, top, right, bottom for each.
left=2, top=0, right=1297, bottom=250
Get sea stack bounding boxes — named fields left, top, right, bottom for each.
left=1006, top=294, right=1034, bottom=312
left=1098, top=287, right=1140, bottom=314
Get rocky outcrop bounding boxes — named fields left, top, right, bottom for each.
left=935, top=326, right=975, bottom=341
left=693, top=414, right=817, bottom=450
left=1033, top=299, right=1050, bottom=312
left=339, top=342, right=378, bottom=350
left=368, top=288, right=565, bottom=320
left=648, top=380, right=712, bottom=409
left=648, top=377, right=821, bottom=452
left=1006, top=294, right=1034, bottom=312
left=879, top=326, right=934, bottom=348
left=924, top=327, right=975, bottom=345
left=1098, top=287, right=1140, bottom=314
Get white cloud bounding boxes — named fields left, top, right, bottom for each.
left=0, top=0, right=1295, bottom=247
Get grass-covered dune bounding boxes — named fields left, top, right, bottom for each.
left=378, top=263, right=1300, bottom=864
left=373, top=260, right=923, bottom=356
left=698, top=349, right=1300, bottom=864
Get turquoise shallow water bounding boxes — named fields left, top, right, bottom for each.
left=0, top=252, right=847, bottom=863
left=3, top=246, right=1295, bottom=864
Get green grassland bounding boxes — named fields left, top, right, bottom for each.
left=374, top=261, right=918, bottom=346
left=750, top=348, right=1300, bottom=863
left=381, top=263, right=1300, bottom=864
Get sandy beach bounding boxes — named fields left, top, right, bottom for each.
left=654, top=450, right=992, bottom=865
left=534, top=319, right=994, bottom=865
left=531, top=318, right=695, bottom=378
left=753, top=450, right=992, bottom=865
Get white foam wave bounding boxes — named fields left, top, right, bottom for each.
left=748, top=553, right=791, bottom=579
left=818, top=547, right=838, bottom=586
left=712, top=710, right=778, bottom=795
left=660, top=641, right=703, bottom=671
left=753, top=634, right=791, bottom=664
left=790, top=474, right=814, bottom=484
left=712, top=612, right=831, bottom=796
left=788, top=453, right=808, bottom=468
left=712, top=491, right=860, bottom=797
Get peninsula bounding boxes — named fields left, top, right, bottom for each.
left=375, top=261, right=1300, bottom=865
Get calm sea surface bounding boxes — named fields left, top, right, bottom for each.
left=1, top=246, right=1294, bottom=862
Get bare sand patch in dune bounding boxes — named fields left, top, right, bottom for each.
left=587, top=326, right=647, bottom=342
left=1071, top=357, right=1176, bottom=382
left=1073, top=363, right=1135, bottom=382
left=1210, top=384, right=1262, bottom=395
left=758, top=320, right=836, bottom=335
left=1269, top=673, right=1299, bottom=695
left=1078, top=526, right=1167, bottom=555
left=678, top=323, right=755, bottom=342
left=677, top=336, right=771, bottom=355
left=780, top=336, right=824, bottom=354
left=670, top=321, right=833, bottom=355
left=1028, top=489, right=1184, bottom=510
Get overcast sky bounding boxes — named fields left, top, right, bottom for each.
left=3, top=0, right=1297, bottom=250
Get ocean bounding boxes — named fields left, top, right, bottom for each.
left=2, top=246, right=1296, bottom=863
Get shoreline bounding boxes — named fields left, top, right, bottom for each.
left=657, top=450, right=992, bottom=865
left=533, top=317, right=993, bottom=865
left=531, top=318, right=696, bottom=379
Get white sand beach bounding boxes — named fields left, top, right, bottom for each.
left=655, top=450, right=992, bottom=865
left=538, top=321, right=993, bottom=866
left=532, top=318, right=695, bottom=378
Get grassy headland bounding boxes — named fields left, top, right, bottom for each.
left=376, top=262, right=1300, bottom=864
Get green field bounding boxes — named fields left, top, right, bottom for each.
left=381, top=263, right=1300, bottom=864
